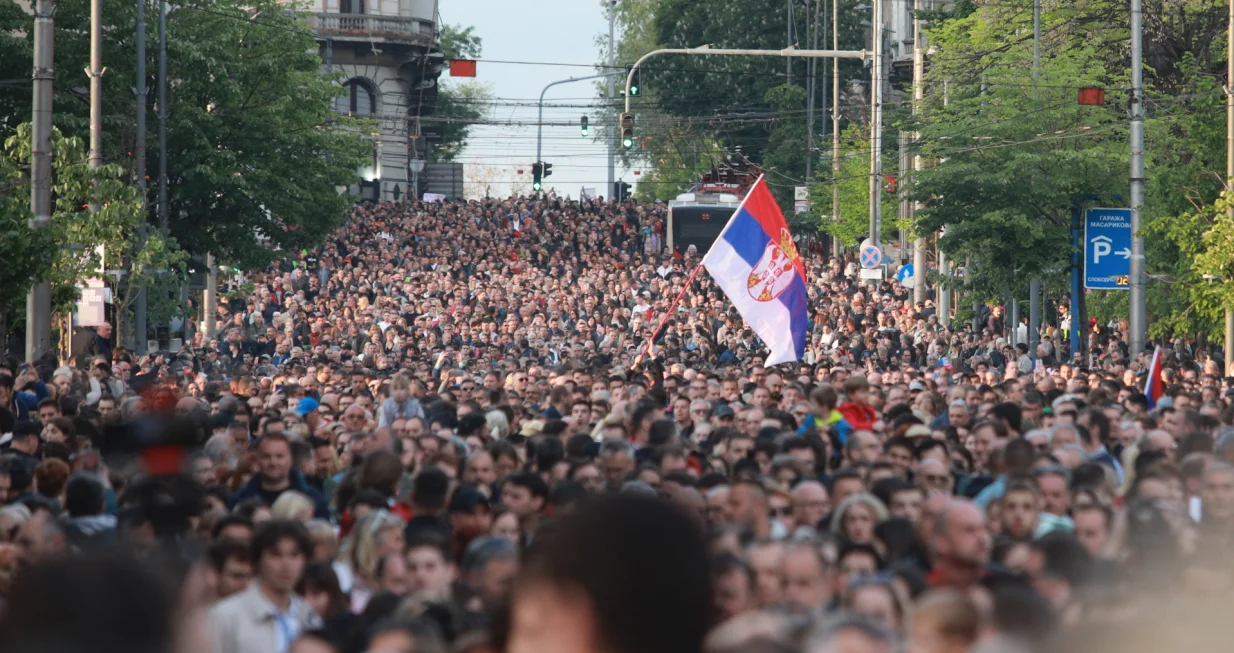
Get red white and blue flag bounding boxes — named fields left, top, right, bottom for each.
left=702, top=176, right=808, bottom=366
left=1144, top=345, right=1163, bottom=410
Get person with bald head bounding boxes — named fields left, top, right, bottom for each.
left=176, top=396, right=205, bottom=417
left=916, top=458, right=954, bottom=496
left=926, top=500, right=990, bottom=590
left=790, top=480, right=830, bottom=535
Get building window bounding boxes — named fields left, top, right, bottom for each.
left=340, top=0, right=364, bottom=14
left=340, top=80, right=375, bottom=116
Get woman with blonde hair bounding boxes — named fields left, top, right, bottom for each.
left=831, top=492, right=890, bottom=545
left=271, top=490, right=316, bottom=522
left=336, top=509, right=405, bottom=613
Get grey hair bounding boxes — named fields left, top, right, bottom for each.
left=804, top=614, right=897, bottom=653
left=1048, top=424, right=1078, bottom=444
left=599, top=437, right=635, bottom=459
left=829, top=492, right=890, bottom=536
left=621, top=480, right=658, bottom=497
left=461, top=536, right=518, bottom=574
left=485, top=410, right=510, bottom=439
left=120, top=395, right=145, bottom=421
left=203, top=433, right=238, bottom=467
left=1214, top=427, right=1234, bottom=455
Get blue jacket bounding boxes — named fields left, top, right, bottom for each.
left=228, top=470, right=331, bottom=519
left=10, top=381, right=49, bottom=420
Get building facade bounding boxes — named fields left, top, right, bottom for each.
left=305, top=0, right=443, bottom=202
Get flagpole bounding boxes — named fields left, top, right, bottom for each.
left=639, top=262, right=706, bottom=362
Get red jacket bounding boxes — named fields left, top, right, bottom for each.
left=837, top=401, right=877, bottom=431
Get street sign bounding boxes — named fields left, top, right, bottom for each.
left=1084, top=208, right=1132, bottom=290
left=860, top=245, right=883, bottom=269
left=860, top=268, right=884, bottom=280
left=897, top=264, right=915, bottom=288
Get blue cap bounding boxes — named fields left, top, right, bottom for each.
left=295, top=397, right=319, bottom=416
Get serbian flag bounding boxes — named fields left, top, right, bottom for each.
left=1144, top=345, right=1163, bottom=409
left=702, top=176, right=807, bottom=366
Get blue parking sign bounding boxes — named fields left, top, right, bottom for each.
left=1084, top=208, right=1131, bottom=290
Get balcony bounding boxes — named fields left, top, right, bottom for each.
left=308, top=13, right=435, bottom=48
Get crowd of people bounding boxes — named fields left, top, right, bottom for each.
left=0, top=194, right=1233, bottom=653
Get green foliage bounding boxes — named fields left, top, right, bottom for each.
left=0, top=0, right=370, bottom=270
left=809, top=123, right=897, bottom=247
left=0, top=136, right=56, bottom=336
left=2, top=125, right=186, bottom=341
left=433, top=23, right=491, bottom=163
left=609, top=0, right=869, bottom=204
left=439, top=24, right=482, bottom=60
left=432, top=81, right=492, bottom=163
left=909, top=2, right=1125, bottom=303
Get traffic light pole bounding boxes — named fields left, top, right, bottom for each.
left=623, top=46, right=868, bottom=116
left=537, top=72, right=621, bottom=181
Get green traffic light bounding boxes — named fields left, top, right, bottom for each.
left=581, top=127, right=589, bottom=137
left=532, top=181, right=542, bottom=191
left=629, top=84, right=639, bottom=96
left=623, top=137, right=633, bottom=148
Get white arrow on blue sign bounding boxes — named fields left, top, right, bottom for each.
left=1084, top=208, right=1132, bottom=290
left=897, top=263, right=915, bottom=288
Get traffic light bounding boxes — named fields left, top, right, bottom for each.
left=580, top=115, right=589, bottom=137
left=625, top=64, right=641, bottom=96
left=532, top=162, right=542, bottom=191
left=542, top=162, right=553, bottom=179
left=621, top=112, right=634, bottom=149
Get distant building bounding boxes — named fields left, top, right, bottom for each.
left=304, top=0, right=444, bottom=202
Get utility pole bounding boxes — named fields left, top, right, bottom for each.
left=606, top=0, right=616, bottom=195
left=204, top=252, right=217, bottom=339
left=869, top=0, right=884, bottom=250
left=1129, top=0, right=1147, bottom=356
left=897, top=131, right=908, bottom=262
left=911, top=0, right=926, bottom=304
left=1226, top=0, right=1234, bottom=371
left=27, top=0, right=54, bottom=362
left=831, top=0, right=841, bottom=257
left=134, top=0, right=148, bottom=353
left=87, top=0, right=103, bottom=355
left=1029, top=0, right=1042, bottom=360
left=806, top=0, right=820, bottom=178
left=89, top=0, right=103, bottom=173
left=938, top=76, right=951, bottom=327
left=787, top=0, right=794, bottom=83
left=158, top=0, right=169, bottom=230
left=538, top=73, right=618, bottom=171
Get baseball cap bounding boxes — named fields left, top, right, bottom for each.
left=909, top=381, right=926, bottom=392
left=905, top=424, right=932, bottom=439
left=713, top=404, right=735, bottom=419
left=295, top=397, right=319, bottom=416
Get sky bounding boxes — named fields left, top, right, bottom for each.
left=441, top=0, right=634, bottom=198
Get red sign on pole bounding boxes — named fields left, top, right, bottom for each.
left=1078, top=87, right=1105, bottom=105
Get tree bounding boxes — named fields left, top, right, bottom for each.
left=908, top=3, right=1125, bottom=303
left=0, top=134, right=56, bottom=341
left=809, top=123, right=897, bottom=247
left=0, top=0, right=370, bottom=269
left=433, top=23, right=492, bottom=162
left=608, top=0, right=870, bottom=205
left=2, top=125, right=185, bottom=345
